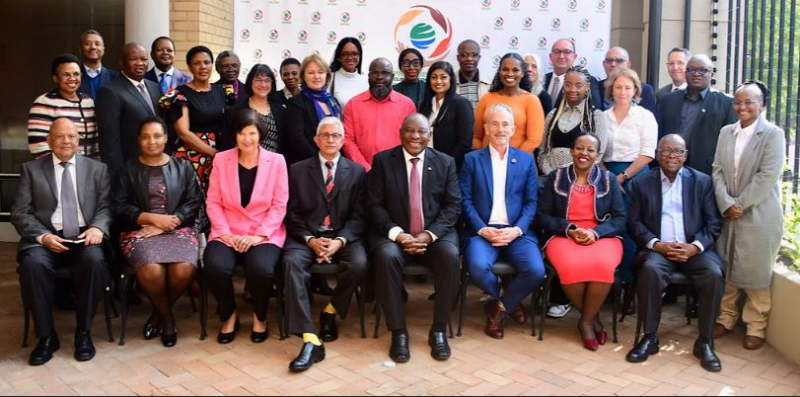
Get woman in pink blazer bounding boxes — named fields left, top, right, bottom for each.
left=204, top=109, right=289, bottom=344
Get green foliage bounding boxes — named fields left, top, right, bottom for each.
left=781, top=185, right=800, bottom=272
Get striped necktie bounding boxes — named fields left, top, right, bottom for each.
left=320, top=160, right=335, bottom=230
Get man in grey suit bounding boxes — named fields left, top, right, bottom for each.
left=11, top=118, right=113, bottom=366
left=145, top=36, right=193, bottom=94
left=96, top=43, right=161, bottom=174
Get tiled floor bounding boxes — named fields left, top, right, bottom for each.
left=0, top=242, right=798, bottom=396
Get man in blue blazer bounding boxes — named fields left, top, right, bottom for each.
left=144, top=36, right=193, bottom=94
left=626, top=134, right=724, bottom=372
left=77, top=30, right=118, bottom=99
left=460, top=103, right=544, bottom=339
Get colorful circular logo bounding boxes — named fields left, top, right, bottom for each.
left=595, top=38, right=605, bottom=49
left=282, top=10, right=292, bottom=22
left=340, top=12, right=351, bottom=24
left=494, top=16, right=505, bottom=28
left=298, top=30, right=309, bottom=42
left=511, top=0, right=521, bottom=8
left=492, top=55, right=501, bottom=68
left=253, top=9, right=264, bottom=21
left=568, top=0, right=579, bottom=10
left=578, top=57, right=588, bottom=66
left=357, top=0, right=367, bottom=4
left=282, top=49, right=292, bottom=59
left=327, top=31, right=338, bottom=43
left=240, top=29, right=251, bottom=40
left=253, top=49, right=263, bottom=59
left=537, top=37, right=548, bottom=48
left=394, top=6, right=453, bottom=66
left=328, top=0, right=338, bottom=4
left=311, top=11, right=321, bottom=23
left=551, top=18, right=562, bottom=29
left=357, top=32, right=367, bottom=43
left=269, top=29, right=279, bottom=40
left=481, top=0, right=492, bottom=7
left=523, top=17, right=533, bottom=29
left=539, top=0, right=550, bottom=9
left=580, top=18, right=590, bottom=29
left=480, top=35, right=491, bottom=46
left=597, top=0, right=607, bottom=10
left=509, top=36, right=519, bottom=48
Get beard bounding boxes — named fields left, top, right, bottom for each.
left=370, top=85, right=391, bottom=100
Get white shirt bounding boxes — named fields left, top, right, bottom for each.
left=427, top=97, right=443, bottom=148
left=733, top=121, right=758, bottom=179
left=603, top=106, right=658, bottom=162
left=304, top=154, right=347, bottom=245
left=330, top=69, right=368, bottom=111
left=122, top=72, right=146, bottom=89
left=671, top=82, right=688, bottom=92
left=646, top=168, right=704, bottom=253
left=387, top=149, right=437, bottom=242
left=84, top=64, right=102, bottom=78
left=487, top=144, right=510, bottom=226
left=37, top=155, right=87, bottom=243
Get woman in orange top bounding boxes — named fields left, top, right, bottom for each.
left=472, top=53, right=545, bottom=154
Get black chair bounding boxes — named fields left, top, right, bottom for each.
left=633, top=272, right=694, bottom=345
left=21, top=266, right=116, bottom=347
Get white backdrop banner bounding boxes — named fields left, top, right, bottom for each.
left=233, top=0, right=612, bottom=84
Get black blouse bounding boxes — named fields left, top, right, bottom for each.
left=239, top=164, right=258, bottom=208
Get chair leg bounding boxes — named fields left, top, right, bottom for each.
left=356, top=286, right=366, bottom=339
left=277, top=281, right=287, bottom=341
left=457, top=267, right=468, bottom=337
left=612, top=282, right=620, bottom=344
left=538, top=268, right=554, bottom=341
left=685, top=289, right=692, bottom=325
left=22, top=305, right=30, bottom=348
left=119, top=274, right=133, bottom=346
left=104, top=286, right=115, bottom=343
left=373, top=302, right=381, bottom=339
left=530, top=291, right=537, bottom=337
left=199, top=274, right=208, bottom=341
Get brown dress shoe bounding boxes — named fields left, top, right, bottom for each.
left=713, top=324, right=730, bottom=339
left=485, top=301, right=505, bottom=339
left=511, top=304, right=527, bottom=325
left=743, top=335, right=765, bottom=350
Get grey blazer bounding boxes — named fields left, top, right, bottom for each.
left=713, top=116, right=785, bottom=289
left=11, top=154, right=113, bottom=253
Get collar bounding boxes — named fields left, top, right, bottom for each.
left=318, top=153, right=340, bottom=167
left=672, top=82, right=687, bottom=91
left=367, top=90, right=399, bottom=103
left=402, top=147, right=425, bottom=163
left=735, top=120, right=758, bottom=136
left=52, top=154, right=77, bottom=167
left=458, top=70, right=480, bottom=84
left=660, top=167, right=685, bottom=184
left=84, top=64, right=102, bottom=74
left=155, top=67, right=174, bottom=77
left=488, top=144, right=510, bottom=161
left=122, top=72, right=145, bottom=87
left=685, top=86, right=710, bottom=100
left=337, top=69, right=361, bottom=78
left=554, top=164, right=611, bottom=198
left=564, top=98, right=586, bottom=111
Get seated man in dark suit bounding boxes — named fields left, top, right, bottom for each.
left=283, top=117, right=368, bottom=372
left=626, top=134, right=724, bottom=372
left=367, top=114, right=462, bottom=363
left=11, top=118, right=112, bottom=366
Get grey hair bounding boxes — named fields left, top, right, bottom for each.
left=668, top=47, right=693, bottom=59
left=606, top=46, right=630, bottom=61
left=486, top=103, right=515, bottom=126
left=523, top=53, right=545, bottom=94
left=316, top=116, right=344, bottom=137
left=215, top=50, right=240, bottom=70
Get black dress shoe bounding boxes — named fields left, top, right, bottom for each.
left=143, top=315, right=160, bottom=340
left=389, top=332, right=410, bottom=363
left=250, top=329, right=268, bottom=343
left=289, top=342, right=326, bottom=372
left=161, top=332, right=177, bottom=348
left=693, top=340, right=722, bottom=372
left=217, top=319, right=240, bottom=344
left=428, top=331, right=451, bottom=361
left=625, top=334, right=659, bottom=363
left=29, top=333, right=59, bottom=366
left=74, top=331, right=96, bottom=362
left=319, top=312, right=338, bottom=342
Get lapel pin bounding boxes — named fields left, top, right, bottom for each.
left=427, top=166, right=433, bottom=171
left=511, top=158, right=517, bottom=164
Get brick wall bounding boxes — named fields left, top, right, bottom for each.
left=170, top=0, right=234, bottom=81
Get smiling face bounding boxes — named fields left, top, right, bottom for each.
left=236, top=124, right=261, bottom=155
left=428, top=68, right=450, bottom=98
left=152, top=38, right=175, bottom=71
left=48, top=119, right=80, bottom=162
left=314, top=122, right=345, bottom=157
left=400, top=115, right=431, bottom=157
left=667, top=51, right=688, bottom=85
left=217, top=55, right=241, bottom=83
left=139, top=122, right=167, bottom=158
left=456, top=41, right=480, bottom=74
left=53, top=62, right=81, bottom=97
left=484, top=106, right=516, bottom=149
left=339, top=42, right=360, bottom=73
left=400, top=52, right=422, bottom=81
left=368, top=58, right=394, bottom=100
left=250, top=72, right=272, bottom=99
left=188, top=51, right=213, bottom=83
left=563, top=71, right=589, bottom=106
left=523, top=55, right=539, bottom=84
left=281, top=63, right=300, bottom=92
left=499, top=57, right=523, bottom=90
left=571, top=134, right=600, bottom=172
left=121, top=44, right=149, bottom=81
left=733, top=85, right=764, bottom=127
left=80, top=33, right=105, bottom=64
left=549, top=39, right=577, bottom=75
left=303, top=61, right=327, bottom=91
left=657, top=135, right=688, bottom=175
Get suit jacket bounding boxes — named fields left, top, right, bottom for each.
left=459, top=147, right=539, bottom=241
left=627, top=167, right=722, bottom=252
left=78, top=65, right=118, bottom=99
left=95, top=75, right=162, bottom=174
left=366, top=146, right=462, bottom=249
left=656, top=84, right=675, bottom=103
left=657, top=89, right=737, bottom=174
left=598, top=79, right=658, bottom=118
left=222, top=100, right=287, bottom=153
left=144, top=67, right=193, bottom=93
left=285, top=94, right=325, bottom=164
left=11, top=154, right=112, bottom=253
left=214, top=79, right=250, bottom=106
left=544, top=72, right=604, bottom=110
left=420, top=94, right=473, bottom=170
left=287, top=156, right=367, bottom=244
left=206, top=148, right=289, bottom=248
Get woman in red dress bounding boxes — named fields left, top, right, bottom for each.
left=537, top=133, right=626, bottom=351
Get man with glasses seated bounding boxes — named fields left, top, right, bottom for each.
left=342, top=58, right=416, bottom=172
left=454, top=40, right=491, bottom=111
left=597, top=47, right=658, bottom=116
left=657, top=54, right=736, bottom=175
left=625, top=134, right=724, bottom=373
left=543, top=38, right=604, bottom=111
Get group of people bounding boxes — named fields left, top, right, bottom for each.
left=13, top=29, right=785, bottom=377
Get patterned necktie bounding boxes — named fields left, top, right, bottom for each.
left=137, top=82, right=157, bottom=115
left=549, top=76, right=562, bottom=101
left=408, top=157, right=423, bottom=236
left=60, top=162, right=80, bottom=238
left=320, top=160, right=335, bottom=230
left=159, top=73, right=171, bottom=94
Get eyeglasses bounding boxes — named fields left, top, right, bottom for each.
left=252, top=78, right=272, bottom=85
left=340, top=51, right=360, bottom=59
left=551, top=49, right=575, bottom=57
left=733, top=100, right=760, bottom=107
left=563, top=82, right=587, bottom=90
left=603, top=58, right=627, bottom=65
left=686, top=68, right=711, bottom=76
left=658, top=149, right=688, bottom=157
left=58, top=72, right=81, bottom=79
left=401, top=59, right=422, bottom=68
left=220, top=64, right=240, bottom=71
left=458, top=52, right=480, bottom=59
left=318, top=133, right=343, bottom=141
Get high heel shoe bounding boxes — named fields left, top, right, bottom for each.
left=578, top=323, right=599, bottom=351
left=142, top=315, right=160, bottom=340
left=593, top=319, right=607, bottom=345
left=161, top=315, right=177, bottom=347
left=217, top=318, right=240, bottom=344
left=251, top=320, right=268, bottom=343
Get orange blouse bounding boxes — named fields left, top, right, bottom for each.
left=472, top=91, right=545, bottom=154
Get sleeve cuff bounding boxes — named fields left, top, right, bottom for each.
left=388, top=227, right=404, bottom=242
left=589, top=229, right=600, bottom=240
left=36, top=233, right=48, bottom=245
left=514, top=226, right=524, bottom=237
left=425, top=230, right=438, bottom=242
left=647, top=238, right=660, bottom=251
left=304, top=236, right=313, bottom=243
left=335, top=237, right=348, bottom=246
left=692, top=240, right=705, bottom=254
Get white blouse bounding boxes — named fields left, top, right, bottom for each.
left=330, top=69, right=368, bottom=111
left=602, top=106, right=658, bottom=162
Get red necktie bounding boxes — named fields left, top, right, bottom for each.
left=408, top=157, right=423, bottom=236
left=321, top=161, right=335, bottom=230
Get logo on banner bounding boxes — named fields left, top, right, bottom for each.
left=597, top=0, right=607, bottom=11
left=298, top=30, right=309, bottom=43
left=539, top=0, right=550, bottom=10
left=493, top=16, right=504, bottom=29
left=327, top=0, right=338, bottom=4
left=481, top=0, right=492, bottom=9
left=537, top=37, right=548, bottom=48
left=480, top=35, right=491, bottom=48
left=580, top=18, right=590, bottom=30
left=577, top=57, right=588, bottom=67
left=240, top=29, right=251, bottom=41
left=357, top=31, right=367, bottom=43
left=357, top=0, right=367, bottom=6
left=510, top=0, right=521, bottom=9
left=522, top=17, right=533, bottom=30
left=327, top=31, right=338, bottom=44
left=595, top=38, right=605, bottom=50
left=394, top=6, right=453, bottom=66
left=268, top=29, right=279, bottom=42
left=568, top=0, right=579, bottom=10
left=253, top=48, right=263, bottom=60
left=551, top=18, right=562, bottom=30
left=508, top=36, right=519, bottom=48
left=282, top=10, right=292, bottom=23
left=492, top=55, right=501, bottom=68
left=282, top=49, right=292, bottom=59
left=253, top=9, right=264, bottom=21
left=311, top=11, right=322, bottom=24
left=340, top=12, right=351, bottom=25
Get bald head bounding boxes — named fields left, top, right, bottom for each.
left=550, top=38, right=578, bottom=75
left=120, top=42, right=149, bottom=81
left=657, top=134, right=688, bottom=176
left=368, top=57, right=394, bottom=100
left=686, top=54, right=714, bottom=91
left=48, top=118, right=80, bottom=161
left=658, top=134, right=686, bottom=151
left=603, top=46, right=631, bottom=75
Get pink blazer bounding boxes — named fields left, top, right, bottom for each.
left=206, top=147, right=289, bottom=248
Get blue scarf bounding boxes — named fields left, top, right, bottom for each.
left=301, top=87, right=341, bottom=121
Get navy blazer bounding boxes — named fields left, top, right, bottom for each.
left=78, top=65, right=118, bottom=99
left=535, top=165, right=626, bottom=247
left=460, top=147, right=538, bottom=240
left=598, top=80, right=659, bottom=119
left=627, top=166, right=722, bottom=251
left=144, top=67, right=193, bottom=93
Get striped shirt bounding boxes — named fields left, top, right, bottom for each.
left=28, top=90, right=98, bottom=158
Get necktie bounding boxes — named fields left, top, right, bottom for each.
left=159, top=73, right=171, bottom=94
left=320, top=161, right=335, bottom=230
left=549, top=76, right=562, bottom=101
left=60, top=162, right=80, bottom=238
left=408, top=157, right=423, bottom=236
left=137, top=82, right=157, bottom=115
left=672, top=87, right=679, bottom=92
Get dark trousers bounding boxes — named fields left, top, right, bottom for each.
left=634, top=250, right=725, bottom=339
left=371, top=240, right=460, bottom=331
left=203, top=241, right=281, bottom=322
left=283, top=238, right=369, bottom=334
left=17, top=245, right=107, bottom=338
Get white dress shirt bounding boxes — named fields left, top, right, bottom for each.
left=304, top=154, right=347, bottom=245
left=122, top=72, right=146, bottom=89
left=36, top=155, right=87, bottom=243
left=646, top=168, right=704, bottom=253
left=155, top=67, right=174, bottom=83
left=487, top=144, right=510, bottom=226
left=388, top=149, right=437, bottom=242
left=671, top=82, right=688, bottom=92
left=603, top=106, right=658, bottom=162
left=84, top=64, right=102, bottom=78
left=427, top=97, right=443, bottom=148
left=733, top=121, right=757, bottom=179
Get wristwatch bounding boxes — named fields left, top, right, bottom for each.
left=621, top=172, right=630, bottom=181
